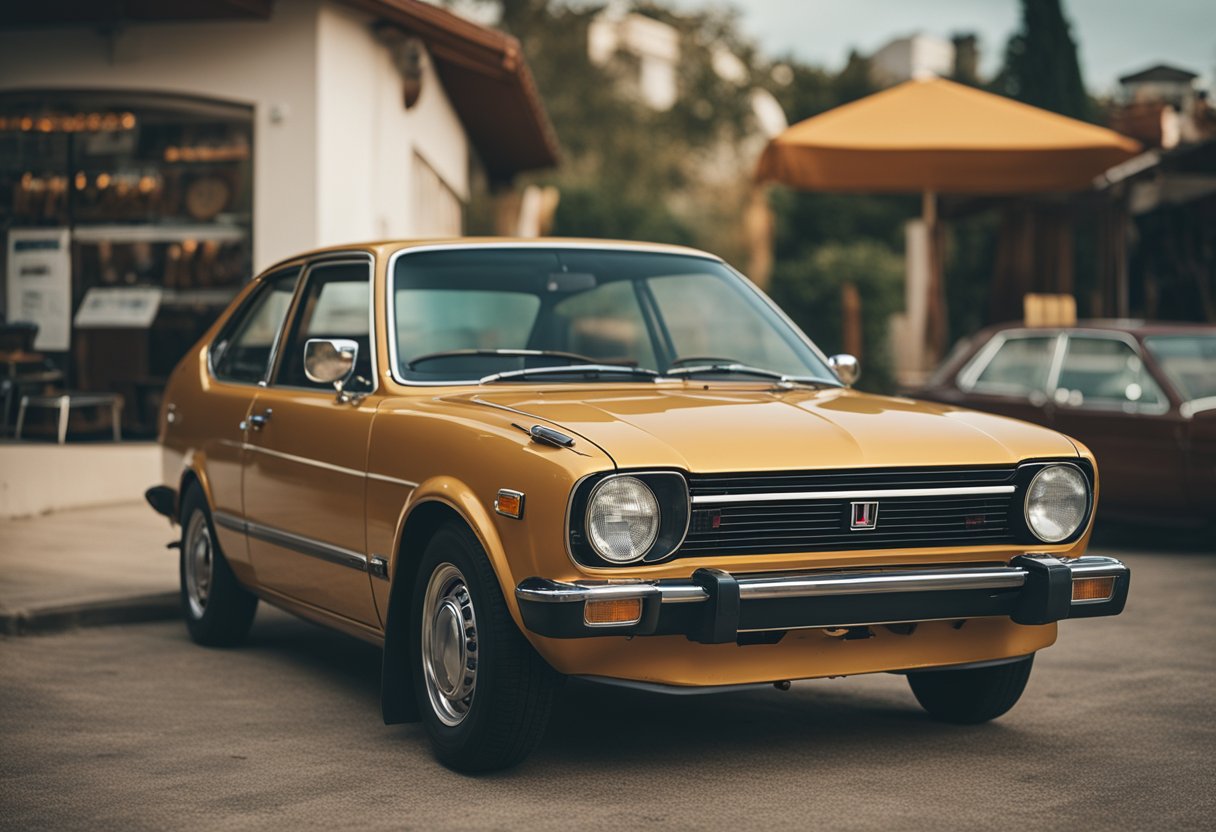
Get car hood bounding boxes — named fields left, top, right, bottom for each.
left=451, top=385, right=1078, bottom=472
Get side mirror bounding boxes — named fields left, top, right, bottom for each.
left=304, top=338, right=358, bottom=386
left=828, top=354, right=861, bottom=387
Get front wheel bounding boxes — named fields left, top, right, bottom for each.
left=179, top=485, right=258, bottom=646
left=409, top=523, right=561, bottom=773
left=907, top=655, right=1034, bottom=724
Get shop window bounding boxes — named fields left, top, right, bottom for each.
left=1, top=92, right=254, bottom=433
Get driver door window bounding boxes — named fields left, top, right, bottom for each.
left=272, top=261, right=373, bottom=390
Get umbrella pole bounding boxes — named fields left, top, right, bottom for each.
left=923, top=190, right=947, bottom=363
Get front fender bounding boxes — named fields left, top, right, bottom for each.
left=392, top=476, right=518, bottom=621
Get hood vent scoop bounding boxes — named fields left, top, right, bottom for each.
left=528, top=424, right=575, bottom=448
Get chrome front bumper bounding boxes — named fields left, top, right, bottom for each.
left=515, top=555, right=1130, bottom=643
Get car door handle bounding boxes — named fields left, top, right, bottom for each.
left=241, top=408, right=273, bottom=431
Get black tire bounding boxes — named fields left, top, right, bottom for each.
left=179, top=485, right=258, bottom=647
left=908, top=655, right=1034, bottom=724
left=409, top=522, right=561, bottom=773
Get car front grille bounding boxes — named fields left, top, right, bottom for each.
left=678, top=466, right=1020, bottom=557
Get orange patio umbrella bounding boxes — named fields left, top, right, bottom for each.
left=757, top=76, right=1140, bottom=193
left=756, top=76, right=1141, bottom=362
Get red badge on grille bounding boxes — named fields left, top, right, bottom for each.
left=850, top=501, right=879, bottom=531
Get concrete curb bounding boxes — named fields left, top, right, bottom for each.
left=0, top=592, right=180, bottom=636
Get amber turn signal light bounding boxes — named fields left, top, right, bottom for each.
left=1071, top=576, right=1115, bottom=603
left=494, top=489, right=524, bottom=519
left=584, top=597, right=643, bottom=626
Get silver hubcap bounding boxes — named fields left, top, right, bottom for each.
left=183, top=510, right=213, bottom=619
left=421, top=563, right=478, bottom=726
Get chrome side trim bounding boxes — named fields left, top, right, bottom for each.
left=368, top=556, right=389, bottom=580
left=244, top=518, right=368, bottom=572
left=690, top=484, right=1016, bottom=505
left=212, top=510, right=246, bottom=534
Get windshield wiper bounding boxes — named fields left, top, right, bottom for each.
left=663, top=362, right=839, bottom=388
left=480, top=364, right=660, bottom=384
left=405, top=348, right=603, bottom=370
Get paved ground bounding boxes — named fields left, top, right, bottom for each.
left=1, top=527, right=1214, bottom=830
left=0, top=502, right=175, bottom=613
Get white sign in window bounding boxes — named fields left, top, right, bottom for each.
left=6, top=228, right=72, bottom=350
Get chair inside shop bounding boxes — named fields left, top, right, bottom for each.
left=0, top=322, right=39, bottom=354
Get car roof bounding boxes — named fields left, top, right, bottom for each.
left=261, top=237, right=723, bottom=275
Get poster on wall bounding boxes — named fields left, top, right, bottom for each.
left=74, top=287, right=163, bottom=329
left=5, top=228, right=72, bottom=351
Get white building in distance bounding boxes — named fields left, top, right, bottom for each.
left=869, top=34, right=955, bottom=86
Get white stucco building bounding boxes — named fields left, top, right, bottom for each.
left=0, top=0, right=556, bottom=432
left=588, top=7, right=681, bottom=111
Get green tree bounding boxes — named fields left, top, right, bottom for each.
left=993, top=0, right=1091, bottom=120
left=768, top=241, right=905, bottom=393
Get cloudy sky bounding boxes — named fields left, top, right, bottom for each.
left=670, top=0, right=1214, bottom=93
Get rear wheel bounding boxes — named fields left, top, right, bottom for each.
left=179, top=485, right=258, bottom=646
left=907, top=655, right=1034, bottom=724
left=409, top=523, right=561, bottom=773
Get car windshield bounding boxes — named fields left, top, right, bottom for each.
left=390, top=247, right=837, bottom=384
left=1143, top=334, right=1216, bottom=401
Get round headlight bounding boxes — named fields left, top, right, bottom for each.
left=1025, top=465, right=1089, bottom=542
left=586, top=476, right=660, bottom=563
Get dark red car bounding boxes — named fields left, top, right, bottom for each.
left=916, top=321, right=1216, bottom=526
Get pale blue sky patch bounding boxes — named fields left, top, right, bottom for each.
left=669, top=0, right=1214, bottom=93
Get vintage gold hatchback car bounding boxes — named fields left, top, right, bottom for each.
left=146, top=239, right=1129, bottom=772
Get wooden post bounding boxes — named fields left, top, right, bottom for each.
left=744, top=184, right=774, bottom=289
left=841, top=281, right=863, bottom=359
left=923, top=190, right=948, bottom=361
